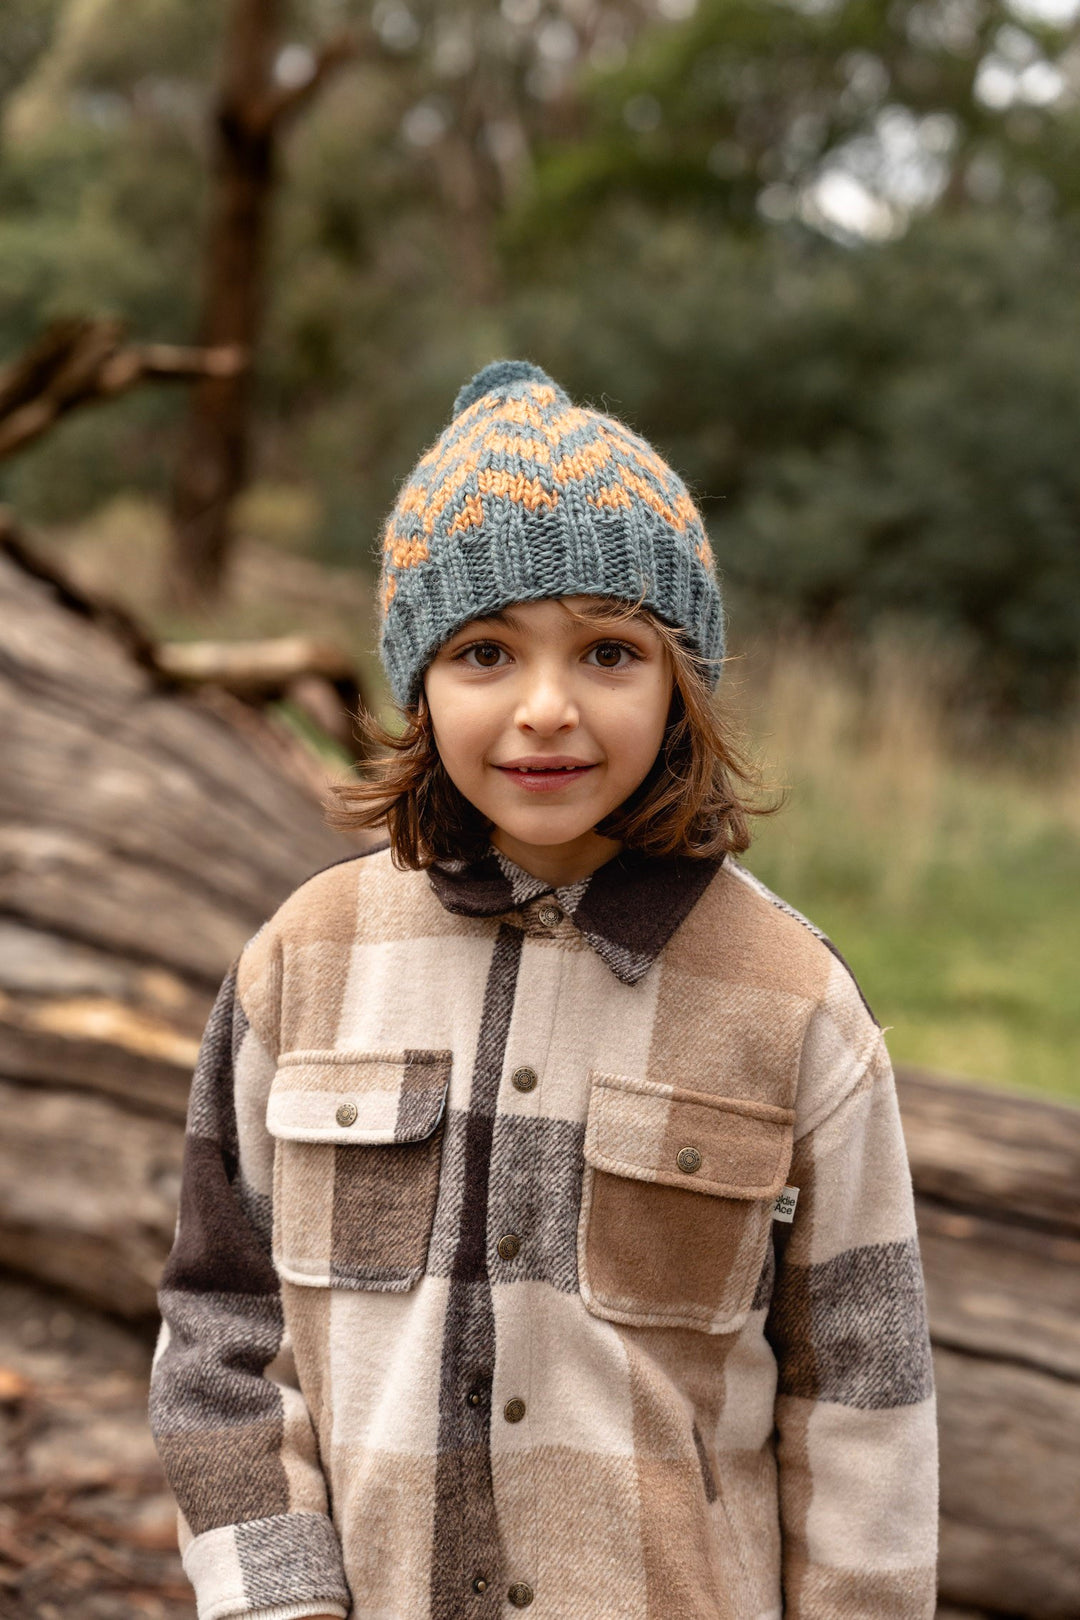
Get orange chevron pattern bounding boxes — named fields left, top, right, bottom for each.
left=383, top=389, right=705, bottom=581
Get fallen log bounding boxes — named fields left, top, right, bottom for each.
left=0, top=526, right=371, bottom=1300
left=896, top=1067, right=1080, bottom=1236
left=0, top=1080, right=182, bottom=1314
left=896, top=1068, right=1080, bottom=1618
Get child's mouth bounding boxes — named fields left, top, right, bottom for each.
left=495, top=764, right=597, bottom=793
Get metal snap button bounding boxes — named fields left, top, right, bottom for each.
left=511, top=1066, right=538, bottom=1092
left=335, top=1101, right=358, bottom=1127
left=536, top=904, right=562, bottom=927
left=497, top=1233, right=521, bottom=1261
left=503, top=1397, right=526, bottom=1423
left=466, top=1389, right=482, bottom=1407
left=676, top=1146, right=702, bottom=1174
left=472, top=1574, right=490, bottom=1593
left=508, top=1583, right=534, bottom=1607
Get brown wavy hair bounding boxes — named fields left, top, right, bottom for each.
left=324, top=595, right=778, bottom=868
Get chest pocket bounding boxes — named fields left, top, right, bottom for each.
left=266, top=1048, right=451, bottom=1291
left=577, top=1071, right=795, bottom=1334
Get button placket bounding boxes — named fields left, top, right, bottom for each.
left=501, top=1063, right=533, bottom=1276
left=493, top=941, right=566, bottom=1608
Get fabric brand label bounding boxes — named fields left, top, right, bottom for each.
left=772, top=1186, right=799, bottom=1223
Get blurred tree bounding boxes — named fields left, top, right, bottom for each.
left=0, top=0, right=66, bottom=120
left=506, top=0, right=1080, bottom=248
left=166, top=1, right=367, bottom=607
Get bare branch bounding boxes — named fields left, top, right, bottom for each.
left=254, top=28, right=367, bottom=133
left=155, top=634, right=358, bottom=700
left=0, top=321, right=247, bottom=461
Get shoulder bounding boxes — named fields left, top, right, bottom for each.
left=256, top=837, right=400, bottom=940
left=670, top=856, right=885, bottom=1130
left=235, top=839, right=420, bottom=1040
left=719, top=858, right=878, bottom=1028
left=671, top=855, right=875, bottom=1020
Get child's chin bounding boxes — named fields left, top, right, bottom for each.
left=496, top=811, right=603, bottom=846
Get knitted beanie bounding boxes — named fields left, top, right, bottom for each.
left=376, top=359, right=725, bottom=709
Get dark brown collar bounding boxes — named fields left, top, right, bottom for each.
left=427, top=842, right=723, bottom=986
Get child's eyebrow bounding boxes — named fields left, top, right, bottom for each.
left=463, top=608, right=526, bottom=632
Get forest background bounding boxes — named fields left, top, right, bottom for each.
left=3, top=0, right=1079, bottom=1101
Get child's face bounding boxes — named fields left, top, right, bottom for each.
left=423, top=596, right=673, bottom=872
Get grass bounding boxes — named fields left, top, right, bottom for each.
left=732, top=635, right=1080, bottom=1104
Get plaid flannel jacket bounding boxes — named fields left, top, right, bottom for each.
left=149, top=839, right=938, bottom=1620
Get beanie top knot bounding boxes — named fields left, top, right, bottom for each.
left=452, top=359, right=569, bottom=420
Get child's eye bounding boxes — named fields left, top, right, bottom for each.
left=586, top=640, right=640, bottom=670
left=455, top=641, right=508, bottom=669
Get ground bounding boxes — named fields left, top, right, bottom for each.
left=0, top=1275, right=189, bottom=1620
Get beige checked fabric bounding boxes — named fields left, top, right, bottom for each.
left=149, top=840, right=938, bottom=1620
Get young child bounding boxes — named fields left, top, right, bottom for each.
left=149, top=359, right=939, bottom=1620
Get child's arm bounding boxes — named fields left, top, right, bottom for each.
left=148, top=947, right=350, bottom=1620
left=765, top=1008, right=939, bottom=1617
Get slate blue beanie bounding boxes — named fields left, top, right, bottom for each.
left=376, top=359, right=725, bottom=709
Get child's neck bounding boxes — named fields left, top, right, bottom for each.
left=489, top=828, right=624, bottom=889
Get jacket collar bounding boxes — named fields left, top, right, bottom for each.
left=427, top=841, right=723, bottom=986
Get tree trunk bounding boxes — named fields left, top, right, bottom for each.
left=165, top=0, right=278, bottom=607
left=164, top=5, right=363, bottom=608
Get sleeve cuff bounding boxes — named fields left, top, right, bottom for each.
left=241, top=1606, right=348, bottom=1620
left=182, top=1513, right=349, bottom=1620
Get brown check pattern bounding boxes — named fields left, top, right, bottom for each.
left=149, top=840, right=938, bottom=1619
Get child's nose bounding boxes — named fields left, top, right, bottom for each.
left=514, top=666, right=578, bottom=732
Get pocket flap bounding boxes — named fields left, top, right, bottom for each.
left=267, top=1048, right=452, bottom=1143
left=584, top=1072, right=794, bottom=1199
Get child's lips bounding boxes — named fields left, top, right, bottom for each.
left=495, top=763, right=598, bottom=793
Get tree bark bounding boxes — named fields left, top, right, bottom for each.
left=896, top=1067, right=1080, bottom=1617
left=165, top=0, right=278, bottom=607
left=0, top=530, right=373, bottom=1309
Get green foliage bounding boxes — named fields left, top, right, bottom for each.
left=508, top=203, right=1080, bottom=712
left=506, top=0, right=1080, bottom=251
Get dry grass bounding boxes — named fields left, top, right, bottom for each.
left=731, top=632, right=1080, bottom=1100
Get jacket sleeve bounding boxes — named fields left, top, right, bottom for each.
left=765, top=996, right=939, bottom=1618
left=148, top=940, right=350, bottom=1620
